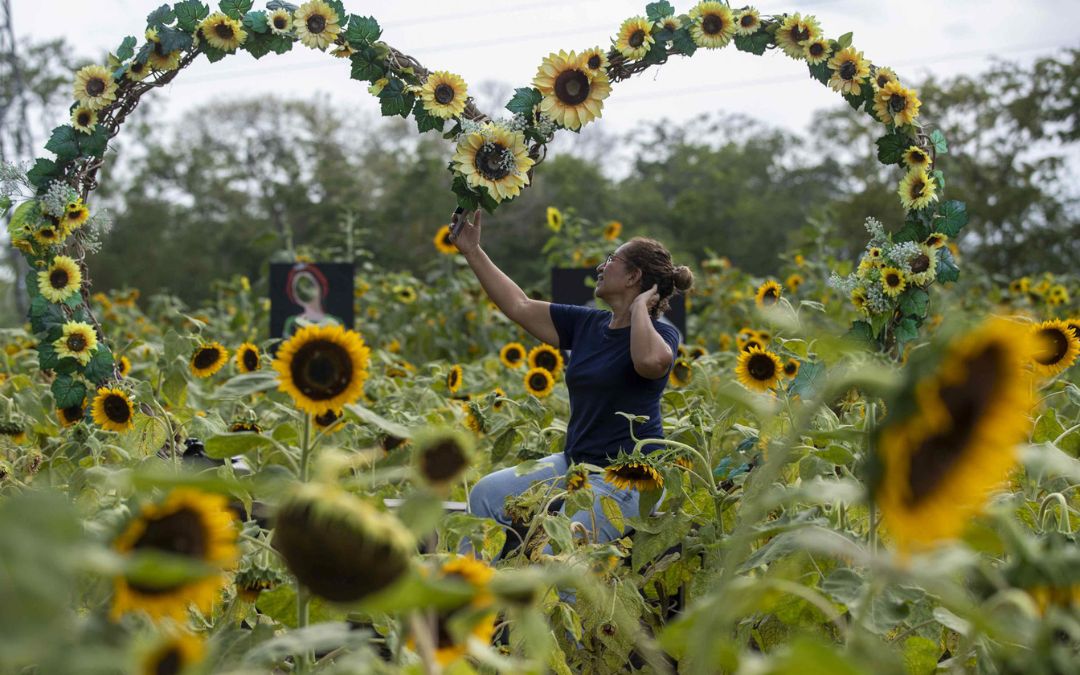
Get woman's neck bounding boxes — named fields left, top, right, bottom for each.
left=607, top=296, right=633, bottom=329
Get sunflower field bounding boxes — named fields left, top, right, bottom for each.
left=2, top=1, right=1080, bottom=674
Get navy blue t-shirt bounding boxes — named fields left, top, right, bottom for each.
left=549, top=303, right=681, bottom=467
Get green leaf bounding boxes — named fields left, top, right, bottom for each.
left=243, top=31, right=291, bottom=58
left=645, top=1, right=675, bottom=22
left=81, top=127, right=109, bottom=158
left=219, top=0, right=253, bottom=20
left=343, top=403, right=411, bottom=439
left=324, top=0, right=346, bottom=22
left=844, top=321, right=874, bottom=345
left=124, top=549, right=216, bottom=592
left=411, top=99, right=445, bottom=133
left=934, top=200, right=968, bottom=237
left=345, top=14, right=381, bottom=45
left=29, top=295, right=66, bottom=334
left=158, top=26, right=193, bottom=54
left=836, top=32, right=853, bottom=49
left=204, top=432, right=273, bottom=459
left=1033, top=408, right=1065, bottom=444
left=903, top=636, right=940, bottom=675
left=451, top=175, right=480, bottom=211
left=37, top=341, right=62, bottom=371
left=895, top=317, right=919, bottom=349
left=734, top=32, right=770, bottom=55
left=174, top=0, right=210, bottom=32
left=116, top=36, right=137, bottom=61
left=631, top=514, right=691, bottom=572
left=26, top=158, right=60, bottom=191
left=202, top=44, right=228, bottom=63
left=83, top=345, right=115, bottom=384
left=671, top=27, right=698, bottom=56
left=52, top=375, right=87, bottom=409
left=215, top=370, right=279, bottom=397
left=132, top=414, right=169, bottom=457
left=242, top=10, right=269, bottom=33
left=875, top=130, right=912, bottom=165
left=45, top=126, right=81, bottom=163
left=789, top=360, right=826, bottom=399
left=378, top=78, right=415, bottom=118
left=929, top=128, right=948, bottom=155
left=349, top=46, right=385, bottom=81
left=505, top=87, right=542, bottom=116
left=935, top=247, right=959, bottom=283
left=147, top=4, right=176, bottom=27
left=893, top=218, right=928, bottom=243
left=897, top=287, right=928, bottom=318
left=0, top=195, right=10, bottom=218
left=600, top=496, right=625, bottom=535
left=642, top=40, right=669, bottom=65
left=930, top=169, right=945, bottom=190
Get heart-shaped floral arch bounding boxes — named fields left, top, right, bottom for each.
left=2, top=0, right=967, bottom=425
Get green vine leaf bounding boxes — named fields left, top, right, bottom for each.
left=505, top=87, right=542, bottom=116
left=378, top=78, right=415, bottom=118
left=349, top=46, right=386, bottom=81
left=243, top=10, right=269, bottom=34
left=158, top=26, right=193, bottom=53
left=146, top=4, right=176, bottom=27
left=83, top=346, right=116, bottom=384
left=345, top=15, right=381, bottom=45
left=671, top=28, right=698, bottom=56
left=898, top=287, right=929, bottom=318
left=411, top=100, right=445, bottom=133
left=645, top=1, right=675, bottom=22
left=935, top=247, right=960, bottom=283
left=175, top=1, right=210, bottom=32
left=929, top=129, right=948, bottom=155
left=219, top=0, right=254, bottom=20
left=26, top=158, right=60, bottom=192
left=734, top=32, right=770, bottom=55
left=935, top=200, right=968, bottom=237
left=51, top=375, right=87, bottom=410
left=45, top=126, right=81, bottom=163
left=875, top=130, right=912, bottom=165
left=116, top=36, right=137, bottom=62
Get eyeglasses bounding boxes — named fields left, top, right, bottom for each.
left=604, top=252, right=631, bottom=267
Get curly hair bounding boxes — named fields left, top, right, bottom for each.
left=620, top=237, right=694, bottom=319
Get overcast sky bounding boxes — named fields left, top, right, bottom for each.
left=12, top=0, right=1079, bottom=139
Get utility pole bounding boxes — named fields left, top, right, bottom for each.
left=0, top=0, right=33, bottom=319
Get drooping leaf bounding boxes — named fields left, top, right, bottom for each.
left=158, top=26, right=193, bottom=53
left=898, top=287, right=929, bottom=318
left=411, top=99, right=445, bottom=133
left=671, top=27, right=697, bottom=56
left=349, top=46, right=386, bottom=81
left=83, top=345, right=116, bottom=384
left=378, top=78, right=415, bottom=118
left=26, top=158, right=60, bottom=192
left=935, top=247, right=960, bottom=283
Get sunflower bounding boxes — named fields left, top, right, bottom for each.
left=54, top=321, right=98, bottom=365
left=63, top=201, right=90, bottom=234
left=524, top=367, right=555, bottom=398
left=451, top=123, right=535, bottom=203
left=446, top=364, right=463, bottom=394
left=755, top=280, right=782, bottom=308
left=755, top=329, right=772, bottom=345
left=499, top=342, right=526, bottom=368
left=827, top=47, right=871, bottom=96
left=71, top=106, right=97, bottom=134
left=421, top=71, right=469, bottom=120
left=874, top=318, right=1035, bottom=552
left=228, top=420, right=262, bottom=433
left=140, top=631, right=206, bottom=675
left=199, top=12, right=247, bottom=52
left=274, top=482, right=413, bottom=602
left=58, top=398, right=86, bottom=427
left=461, top=401, right=483, bottom=434
left=874, top=81, right=921, bottom=128
left=268, top=8, right=292, bottom=35
left=735, top=327, right=756, bottom=349
left=433, top=224, right=457, bottom=254
left=670, top=358, right=692, bottom=388
left=294, top=0, right=341, bottom=50
left=872, top=66, right=899, bottom=91
left=803, top=37, right=831, bottom=66
left=783, top=358, right=800, bottom=379
left=413, top=427, right=475, bottom=489
left=546, top=206, right=563, bottom=232
left=785, top=273, right=804, bottom=293
left=393, top=284, right=418, bottom=303
left=605, top=455, right=663, bottom=491
left=735, top=8, right=761, bottom=35
left=92, top=387, right=135, bottom=432
left=331, top=41, right=355, bottom=58
left=234, top=342, right=261, bottom=373
left=603, top=220, right=622, bottom=241
left=880, top=267, right=907, bottom=298
left=72, top=65, right=118, bottom=111
left=688, top=1, right=736, bottom=49
left=111, top=489, right=238, bottom=621
left=147, top=43, right=182, bottom=72
left=272, top=324, right=371, bottom=417
left=736, top=346, right=783, bottom=393
left=1066, top=319, right=1080, bottom=342
left=489, top=386, right=508, bottom=412
left=1046, top=285, right=1069, bottom=307
left=407, top=610, right=497, bottom=666
left=614, top=16, right=655, bottom=60
left=580, top=46, right=609, bottom=74
left=527, top=344, right=564, bottom=376
left=1008, top=278, right=1029, bottom=295
left=190, top=342, right=228, bottom=378
left=775, top=13, right=821, bottom=59
left=907, top=244, right=938, bottom=286
left=565, top=464, right=591, bottom=492
left=117, top=355, right=132, bottom=378
left=903, top=145, right=932, bottom=170
left=313, top=408, right=344, bottom=431
left=125, top=59, right=150, bottom=82
left=1030, top=319, right=1080, bottom=378
left=534, top=50, right=611, bottom=131
left=898, top=168, right=938, bottom=211
left=38, top=255, right=82, bottom=303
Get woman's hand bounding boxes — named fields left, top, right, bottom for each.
left=631, top=284, right=660, bottom=316
left=448, top=208, right=482, bottom=257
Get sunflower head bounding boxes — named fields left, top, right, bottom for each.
left=63, top=201, right=90, bottom=232
left=421, top=71, right=469, bottom=120
left=500, top=342, right=526, bottom=368
left=898, top=168, right=938, bottom=211
left=413, top=427, right=475, bottom=489
left=614, top=16, right=655, bottom=60
left=433, top=224, right=458, bottom=254
left=58, top=398, right=87, bottom=427
left=880, top=267, right=907, bottom=297
left=874, top=81, right=922, bottom=127
left=229, top=419, right=262, bottom=434
left=783, top=358, right=800, bottom=379
left=527, top=344, right=563, bottom=376
left=200, top=12, right=247, bottom=52
left=393, top=284, right=418, bottom=303
left=670, top=358, right=692, bottom=388
left=688, top=1, right=736, bottom=49
left=139, top=631, right=206, bottom=675
left=827, top=47, right=870, bottom=96
left=603, top=220, right=622, bottom=241
left=117, top=355, right=132, bottom=378
left=235, top=342, right=261, bottom=373
left=71, top=106, right=98, bottom=134
left=785, top=273, right=804, bottom=293
left=91, top=386, right=135, bottom=432
left=565, top=464, right=591, bottom=492
left=54, top=321, right=98, bottom=366
left=190, top=342, right=228, bottom=378
left=272, top=324, right=371, bottom=416
left=604, top=453, right=664, bottom=491
left=580, top=46, right=609, bottom=74
left=873, top=67, right=899, bottom=91
left=735, top=8, right=761, bottom=35
left=268, top=8, right=293, bottom=35
left=735, top=346, right=783, bottom=393
left=125, top=59, right=150, bottom=82
left=293, top=0, right=342, bottom=50
left=546, top=206, right=563, bottom=232
left=524, top=366, right=555, bottom=398
left=803, top=37, right=831, bottom=65
left=1030, top=319, right=1080, bottom=378
left=775, top=13, right=821, bottom=59
left=903, top=145, right=932, bottom=170
left=72, top=65, right=118, bottom=111
left=755, top=280, right=782, bottom=308
left=37, top=255, right=82, bottom=303
left=446, top=364, right=463, bottom=394
left=908, top=244, right=939, bottom=286
left=273, top=482, right=413, bottom=602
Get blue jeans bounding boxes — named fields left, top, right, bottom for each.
left=459, top=453, right=643, bottom=559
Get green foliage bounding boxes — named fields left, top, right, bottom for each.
left=735, top=32, right=771, bottom=55
left=219, top=0, right=254, bottom=20
left=645, top=1, right=674, bottom=22
left=506, top=87, right=542, bottom=116
left=377, top=78, right=415, bottom=118
left=174, top=0, right=210, bottom=32
left=875, top=130, right=912, bottom=165
left=344, top=14, right=381, bottom=45
left=146, top=4, right=176, bottom=27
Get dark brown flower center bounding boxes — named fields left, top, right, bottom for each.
left=307, top=13, right=327, bottom=33
left=242, top=348, right=259, bottom=371
left=674, top=361, right=690, bottom=380
left=910, top=254, right=930, bottom=274
left=886, top=273, right=901, bottom=286
left=554, top=69, right=590, bottom=105
left=784, top=361, right=798, bottom=375
left=702, top=13, right=724, bottom=35
left=193, top=347, right=221, bottom=370
left=475, top=144, right=511, bottom=180
left=66, top=209, right=82, bottom=221
left=153, top=646, right=183, bottom=675
left=86, top=77, right=106, bottom=96
left=911, top=179, right=925, bottom=198
left=791, top=25, right=809, bottom=42
left=132, top=507, right=207, bottom=562
left=447, top=369, right=459, bottom=388
left=290, top=340, right=352, bottom=400
left=506, top=348, right=522, bottom=362
left=104, top=394, right=132, bottom=423
left=808, top=42, right=825, bottom=57
left=1035, top=328, right=1069, bottom=365
left=50, top=268, right=70, bottom=289
left=420, top=440, right=468, bottom=483
left=131, top=61, right=146, bottom=73
left=314, top=409, right=340, bottom=427
left=740, top=14, right=756, bottom=28
left=529, top=372, right=549, bottom=390
left=273, top=16, right=288, bottom=29
left=890, top=95, right=908, bottom=112
left=839, top=60, right=857, bottom=80
left=628, top=29, right=646, bottom=48
left=747, top=353, right=776, bottom=380
left=67, top=333, right=87, bottom=352
left=534, top=350, right=558, bottom=372
left=877, top=74, right=891, bottom=88
left=61, top=403, right=84, bottom=424
left=77, top=111, right=92, bottom=126
left=763, top=287, right=778, bottom=303
left=214, top=22, right=235, bottom=39
left=587, top=54, right=602, bottom=69
left=434, top=83, right=456, bottom=105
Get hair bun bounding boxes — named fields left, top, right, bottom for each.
left=672, top=265, right=694, bottom=292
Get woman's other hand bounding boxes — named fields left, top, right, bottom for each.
left=448, top=208, right=482, bottom=257
left=631, top=284, right=660, bottom=316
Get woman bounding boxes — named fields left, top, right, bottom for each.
left=448, top=209, right=694, bottom=557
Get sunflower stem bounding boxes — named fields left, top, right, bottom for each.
left=866, top=402, right=878, bottom=551
left=296, top=413, right=314, bottom=673
left=299, top=414, right=311, bottom=483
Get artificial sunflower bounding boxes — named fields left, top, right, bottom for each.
left=71, top=106, right=97, bottom=134
left=850, top=287, right=870, bottom=313
left=874, top=318, right=1035, bottom=552
left=546, top=206, right=563, bottom=232
left=735, top=346, right=783, bottom=393
left=880, top=267, right=907, bottom=297
left=421, top=71, right=468, bottom=119
left=139, top=631, right=206, bottom=675
left=670, top=358, right=692, bottom=388
left=785, top=273, right=804, bottom=293
left=735, top=8, right=761, bottom=35
left=37, top=255, right=82, bottom=303
left=330, top=41, right=355, bottom=58
left=874, top=81, right=922, bottom=127
left=605, top=454, right=663, bottom=491
left=54, top=321, right=98, bottom=365
left=117, top=355, right=132, bottom=378
left=872, top=66, right=898, bottom=91
left=1030, top=319, right=1080, bottom=378
left=803, top=37, right=831, bottom=65
left=293, top=0, right=341, bottom=50
left=903, top=145, right=932, bottom=170
left=534, top=50, right=611, bottom=130
left=689, top=1, right=736, bottom=49
left=72, top=65, right=118, bottom=111
left=58, top=398, right=86, bottom=427
left=433, top=224, right=457, bottom=254
left=111, top=489, right=238, bottom=621
left=268, top=8, right=292, bottom=34
left=451, top=123, right=535, bottom=203
left=446, top=364, right=463, bottom=394
left=524, top=367, right=555, bottom=398
left=755, top=280, right=782, bottom=308
left=898, top=168, right=938, bottom=211
left=63, top=200, right=90, bottom=232
left=147, top=43, right=182, bottom=72
left=393, top=284, right=418, bottom=303
left=92, top=387, right=135, bottom=432
left=125, top=59, right=150, bottom=82
left=274, top=482, right=413, bottom=602
left=500, top=342, right=526, bottom=368
left=603, top=220, right=622, bottom=241
left=827, top=47, right=870, bottom=96
left=527, top=344, right=564, bottom=376
left=775, top=13, right=821, bottom=59
left=580, top=46, right=609, bottom=74
left=199, top=12, right=247, bottom=52
left=907, top=244, right=938, bottom=286
left=190, top=342, right=228, bottom=378
left=614, top=16, right=655, bottom=60
left=272, top=324, right=371, bottom=416
left=413, top=427, right=475, bottom=490
left=234, top=342, right=261, bottom=373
